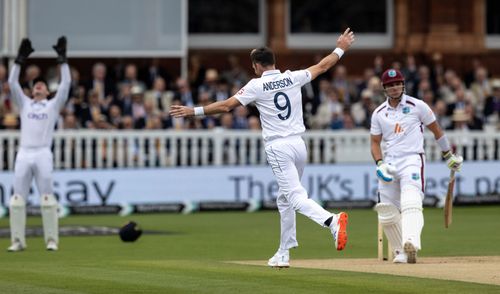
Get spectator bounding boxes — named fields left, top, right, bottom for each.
left=131, top=86, right=146, bottom=129
left=434, top=100, right=452, bottom=130
left=342, top=111, right=356, bottom=130
left=233, top=106, right=249, bottom=129
left=141, top=58, right=171, bottom=89
left=121, top=64, right=146, bottom=92
left=198, top=68, right=219, bottom=99
left=483, top=79, right=500, bottom=125
left=218, top=112, right=234, bottom=129
left=1, top=113, right=19, bottom=129
left=248, top=116, right=261, bottom=130
left=331, top=65, right=356, bottom=104
left=311, top=86, right=342, bottom=129
left=144, top=76, right=174, bottom=113
left=214, top=78, right=231, bottom=102
left=422, top=89, right=435, bottom=107
left=448, top=107, right=482, bottom=131
left=107, top=104, right=122, bottom=129
left=222, top=55, right=249, bottom=87
left=62, top=113, right=79, bottom=129
left=373, top=55, right=384, bottom=76
left=188, top=54, right=206, bottom=91
left=446, top=87, right=470, bottom=116
left=114, top=83, right=133, bottom=116
left=85, top=62, right=116, bottom=102
left=174, top=77, right=194, bottom=107
left=402, top=55, right=419, bottom=96
left=469, top=66, right=491, bottom=111
left=351, top=89, right=375, bottom=129
left=79, top=90, right=107, bottom=128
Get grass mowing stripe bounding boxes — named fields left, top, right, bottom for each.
left=0, top=206, right=498, bottom=293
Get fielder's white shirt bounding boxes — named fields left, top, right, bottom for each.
left=235, top=69, right=311, bottom=141
left=370, top=94, right=436, bottom=157
left=8, top=64, right=71, bottom=148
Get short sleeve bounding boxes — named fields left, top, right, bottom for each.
left=370, top=112, right=382, bottom=135
left=234, top=80, right=257, bottom=106
left=418, top=101, right=436, bottom=126
left=290, top=69, right=312, bottom=87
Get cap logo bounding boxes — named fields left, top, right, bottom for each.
left=388, top=70, right=397, bottom=77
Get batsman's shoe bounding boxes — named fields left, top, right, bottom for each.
left=7, top=240, right=25, bottom=252
left=268, top=250, right=289, bottom=268
left=392, top=250, right=408, bottom=263
left=46, top=239, right=58, bottom=251
left=330, top=212, right=348, bottom=250
left=404, top=241, right=417, bottom=264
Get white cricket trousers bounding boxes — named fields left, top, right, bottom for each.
left=377, top=153, right=425, bottom=207
left=378, top=153, right=425, bottom=249
left=14, top=147, right=54, bottom=198
left=265, top=135, right=332, bottom=251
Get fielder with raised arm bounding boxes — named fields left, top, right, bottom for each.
left=371, top=69, right=463, bottom=263
left=171, top=28, right=355, bottom=268
left=7, top=36, right=70, bottom=252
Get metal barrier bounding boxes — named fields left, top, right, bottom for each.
left=0, top=129, right=498, bottom=170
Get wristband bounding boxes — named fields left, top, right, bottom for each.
left=375, top=159, right=383, bottom=166
left=333, top=48, right=344, bottom=59
left=194, top=107, right=205, bottom=116
left=437, top=135, right=451, bottom=152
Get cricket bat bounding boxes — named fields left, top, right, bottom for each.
left=444, top=170, right=456, bottom=228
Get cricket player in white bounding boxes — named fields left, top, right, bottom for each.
left=7, top=36, right=70, bottom=252
left=371, top=69, right=463, bottom=263
left=171, top=28, right=355, bottom=268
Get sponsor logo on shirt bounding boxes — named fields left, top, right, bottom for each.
left=394, top=123, right=404, bottom=134
left=27, top=112, right=48, bottom=120
left=403, top=106, right=410, bottom=114
left=411, top=173, right=420, bottom=180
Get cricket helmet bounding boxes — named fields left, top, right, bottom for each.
left=381, top=69, right=405, bottom=86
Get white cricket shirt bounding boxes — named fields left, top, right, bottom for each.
left=234, top=69, right=311, bottom=141
left=370, top=94, right=436, bottom=157
left=9, top=64, right=71, bottom=148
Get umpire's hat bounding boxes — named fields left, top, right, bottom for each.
left=119, top=221, right=142, bottom=242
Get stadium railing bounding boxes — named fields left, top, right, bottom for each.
left=0, top=129, right=498, bottom=170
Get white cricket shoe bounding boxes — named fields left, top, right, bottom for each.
left=404, top=241, right=417, bottom=264
left=7, top=240, right=25, bottom=252
left=330, top=212, right=348, bottom=251
left=268, top=250, right=290, bottom=268
left=46, top=239, right=58, bottom=251
left=392, top=250, right=408, bottom=263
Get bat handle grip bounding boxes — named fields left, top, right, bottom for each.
left=449, top=169, right=455, bottom=180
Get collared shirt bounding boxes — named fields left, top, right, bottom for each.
left=8, top=64, right=71, bottom=148
left=234, top=69, right=311, bottom=141
left=370, top=94, right=436, bottom=157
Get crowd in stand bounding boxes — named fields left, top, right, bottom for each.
left=0, top=54, right=499, bottom=132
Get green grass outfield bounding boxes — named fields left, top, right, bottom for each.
left=0, top=206, right=499, bottom=293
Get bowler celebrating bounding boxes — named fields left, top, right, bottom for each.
left=171, top=28, right=355, bottom=268
left=8, top=36, right=70, bottom=252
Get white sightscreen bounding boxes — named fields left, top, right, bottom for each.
left=27, top=0, right=186, bottom=57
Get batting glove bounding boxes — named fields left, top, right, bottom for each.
left=15, top=38, right=34, bottom=65
left=52, top=36, right=67, bottom=64
left=376, top=161, right=397, bottom=182
left=443, top=151, right=463, bottom=172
